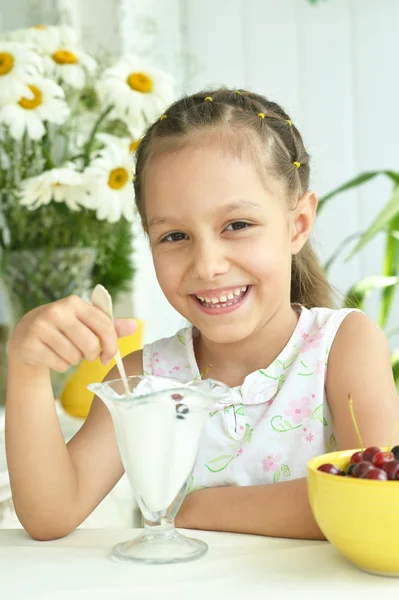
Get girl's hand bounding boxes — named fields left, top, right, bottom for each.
left=7, top=295, right=137, bottom=372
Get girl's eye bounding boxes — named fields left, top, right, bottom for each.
left=225, top=221, right=251, bottom=231
left=161, top=232, right=188, bottom=243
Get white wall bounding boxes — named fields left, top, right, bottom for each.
left=1, top=0, right=398, bottom=347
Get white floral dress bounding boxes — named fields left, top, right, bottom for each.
left=142, top=305, right=359, bottom=492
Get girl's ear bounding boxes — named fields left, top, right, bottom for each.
left=290, top=191, right=318, bottom=255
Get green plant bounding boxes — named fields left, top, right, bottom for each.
left=318, top=171, right=399, bottom=385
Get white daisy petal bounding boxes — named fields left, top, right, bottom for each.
left=0, top=42, right=43, bottom=104
left=96, top=54, right=175, bottom=128
left=81, top=147, right=134, bottom=223
left=18, top=167, right=86, bottom=211
left=0, top=75, right=69, bottom=140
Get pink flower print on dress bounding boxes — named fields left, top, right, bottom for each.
left=284, top=397, right=311, bottom=425
left=296, top=418, right=320, bottom=443
left=153, top=366, right=166, bottom=377
left=314, top=359, right=325, bottom=375
left=301, top=331, right=323, bottom=353
left=263, top=454, right=282, bottom=473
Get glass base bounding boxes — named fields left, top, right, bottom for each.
left=112, top=527, right=208, bottom=565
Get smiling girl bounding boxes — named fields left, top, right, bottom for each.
left=6, top=88, right=399, bottom=541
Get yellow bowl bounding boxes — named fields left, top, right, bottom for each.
left=59, top=320, right=144, bottom=419
left=307, top=448, right=399, bottom=577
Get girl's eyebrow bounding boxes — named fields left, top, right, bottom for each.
left=148, top=199, right=261, bottom=229
left=216, top=199, right=261, bottom=214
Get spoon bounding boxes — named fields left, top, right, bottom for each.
left=91, top=284, right=130, bottom=397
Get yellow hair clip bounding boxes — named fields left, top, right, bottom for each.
left=204, top=96, right=213, bottom=102
left=235, top=90, right=242, bottom=95
left=160, top=114, right=167, bottom=120
left=258, top=112, right=265, bottom=119
left=293, top=161, right=301, bottom=169
left=286, top=119, right=292, bottom=126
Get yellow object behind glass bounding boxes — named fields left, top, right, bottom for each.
left=60, top=320, right=144, bottom=419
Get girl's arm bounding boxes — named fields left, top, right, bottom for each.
left=176, top=311, right=399, bottom=539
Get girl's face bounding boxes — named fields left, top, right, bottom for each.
left=145, top=142, right=313, bottom=345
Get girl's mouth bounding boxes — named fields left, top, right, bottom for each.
left=192, top=285, right=250, bottom=315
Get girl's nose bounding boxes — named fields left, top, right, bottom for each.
left=190, top=241, right=229, bottom=282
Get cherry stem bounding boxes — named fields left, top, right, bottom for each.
left=386, top=420, right=399, bottom=455
left=349, top=394, right=364, bottom=451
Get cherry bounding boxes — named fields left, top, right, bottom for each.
left=317, top=463, right=345, bottom=476
left=372, top=451, right=395, bottom=468
left=362, top=446, right=381, bottom=462
left=391, top=445, right=399, bottom=461
left=352, top=461, right=374, bottom=478
left=361, top=467, right=388, bottom=480
left=350, top=451, right=363, bottom=464
left=382, top=460, right=399, bottom=480
left=346, top=463, right=358, bottom=477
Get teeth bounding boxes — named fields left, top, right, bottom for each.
left=196, top=285, right=248, bottom=304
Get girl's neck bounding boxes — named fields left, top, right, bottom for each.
left=193, top=303, right=301, bottom=388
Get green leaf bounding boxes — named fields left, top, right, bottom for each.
left=177, top=335, right=186, bottom=345
left=204, top=455, right=235, bottom=473
left=273, top=468, right=281, bottom=483
left=343, top=275, right=399, bottom=310
left=317, top=171, right=399, bottom=214
left=346, top=185, right=399, bottom=260
left=281, top=464, right=291, bottom=477
left=323, top=231, right=363, bottom=274
left=392, top=349, right=399, bottom=387
left=310, top=404, right=328, bottom=426
left=329, top=433, right=337, bottom=451
left=235, top=405, right=245, bottom=416
left=379, top=215, right=399, bottom=328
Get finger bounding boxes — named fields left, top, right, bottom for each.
left=73, top=303, right=119, bottom=363
left=38, top=325, right=84, bottom=366
left=114, top=318, right=138, bottom=338
left=38, top=341, right=74, bottom=373
left=58, top=319, right=102, bottom=363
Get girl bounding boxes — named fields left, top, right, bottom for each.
left=6, top=89, right=399, bottom=541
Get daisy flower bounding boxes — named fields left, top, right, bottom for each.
left=97, top=54, right=174, bottom=128
left=2, top=25, right=60, bottom=52
left=81, top=146, right=134, bottom=223
left=19, top=166, right=87, bottom=211
left=43, top=26, right=97, bottom=90
left=0, top=41, right=43, bottom=104
left=0, top=76, right=69, bottom=140
left=96, top=132, right=142, bottom=157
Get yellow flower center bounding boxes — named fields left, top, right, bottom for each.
left=129, top=139, right=140, bottom=153
left=18, top=85, right=42, bottom=110
left=52, top=49, right=78, bottom=65
left=108, top=167, right=129, bottom=190
left=126, top=72, right=152, bottom=93
left=0, top=52, right=14, bottom=76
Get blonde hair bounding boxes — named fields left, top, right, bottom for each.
left=134, top=88, right=335, bottom=308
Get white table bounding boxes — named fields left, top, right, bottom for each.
left=1, top=528, right=399, bottom=599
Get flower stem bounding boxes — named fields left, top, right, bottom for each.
left=83, top=104, right=114, bottom=167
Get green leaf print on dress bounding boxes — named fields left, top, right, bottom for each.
left=204, top=424, right=254, bottom=472
left=310, top=404, right=328, bottom=426
left=271, top=415, right=302, bottom=433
